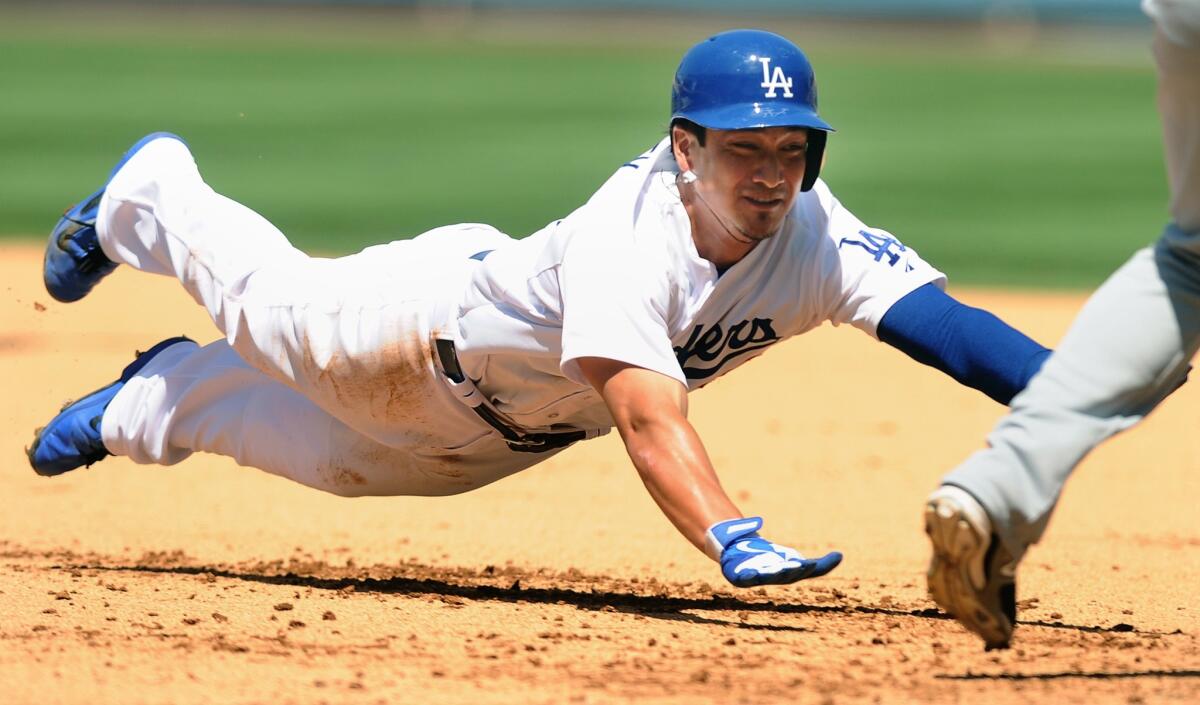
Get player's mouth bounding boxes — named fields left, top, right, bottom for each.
left=742, top=195, right=785, bottom=211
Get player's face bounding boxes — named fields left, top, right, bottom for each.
left=687, top=126, right=809, bottom=239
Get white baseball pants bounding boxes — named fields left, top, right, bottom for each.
left=95, top=137, right=553, bottom=496
left=942, top=21, right=1200, bottom=558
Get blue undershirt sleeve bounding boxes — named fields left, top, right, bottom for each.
left=876, top=283, right=1051, bottom=405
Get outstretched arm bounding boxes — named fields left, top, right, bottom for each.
left=577, top=356, right=736, bottom=551
left=878, top=283, right=1051, bottom=405
left=576, top=356, right=841, bottom=586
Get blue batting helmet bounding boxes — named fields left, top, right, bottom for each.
left=671, top=29, right=833, bottom=191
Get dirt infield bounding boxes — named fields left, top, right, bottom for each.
left=1, top=243, right=1197, bottom=704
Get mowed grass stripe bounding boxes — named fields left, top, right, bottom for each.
left=0, top=22, right=1162, bottom=288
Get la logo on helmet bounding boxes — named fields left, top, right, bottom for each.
left=758, top=57, right=793, bottom=98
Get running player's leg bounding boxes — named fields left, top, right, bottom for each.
left=101, top=337, right=544, bottom=497
left=924, top=18, right=1200, bottom=648
left=942, top=244, right=1200, bottom=556
left=941, top=22, right=1200, bottom=560
left=1154, top=10, right=1200, bottom=235
left=95, top=136, right=512, bottom=444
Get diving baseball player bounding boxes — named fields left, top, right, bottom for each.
left=32, top=30, right=1049, bottom=589
left=925, top=0, right=1200, bottom=650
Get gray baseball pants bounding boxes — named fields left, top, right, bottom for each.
left=942, top=19, right=1200, bottom=559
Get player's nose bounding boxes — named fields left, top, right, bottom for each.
left=752, top=155, right=786, bottom=188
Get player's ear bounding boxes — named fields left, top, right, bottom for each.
left=671, top=124, right=696, bottom=175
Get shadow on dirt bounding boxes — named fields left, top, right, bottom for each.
left=937, top=669, right=1200, bottom=681
left=57, top=557, right=1170, bottom=638
left=79, top=560, right=875, bottom=632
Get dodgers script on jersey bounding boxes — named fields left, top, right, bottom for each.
left=449, top=138, right=946, bottom=434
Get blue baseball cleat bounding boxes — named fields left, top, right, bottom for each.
left=43, top=132, right=186, bottom=302
left=27, top=336, right=194, bottom=476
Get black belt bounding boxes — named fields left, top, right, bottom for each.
left=434, top=338, right=587, bottom=454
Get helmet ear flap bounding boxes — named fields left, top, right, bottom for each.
left=800, top=130, right=827, bottom=192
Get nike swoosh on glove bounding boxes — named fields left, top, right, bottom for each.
left=705, top=516, right=843, bottom=588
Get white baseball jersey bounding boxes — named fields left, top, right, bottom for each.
left=452, top=138, right=946, bottom=433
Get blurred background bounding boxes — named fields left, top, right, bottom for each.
left=0, top=0, right=1163, bottom=288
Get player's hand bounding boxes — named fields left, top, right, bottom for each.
left=706, top=516, right=842, bottom=588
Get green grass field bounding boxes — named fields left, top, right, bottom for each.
left=0, top=8, right=1165, bottom=288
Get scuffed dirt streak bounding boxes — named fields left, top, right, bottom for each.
left=2, top=245, right=1198, bottom=704
left=3, top=545, right=1198, bottom=705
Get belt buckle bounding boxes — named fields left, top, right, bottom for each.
left=505, top=435, right=550, bottom=453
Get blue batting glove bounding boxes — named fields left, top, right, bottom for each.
left=705, top=517, right=843, bottom=588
